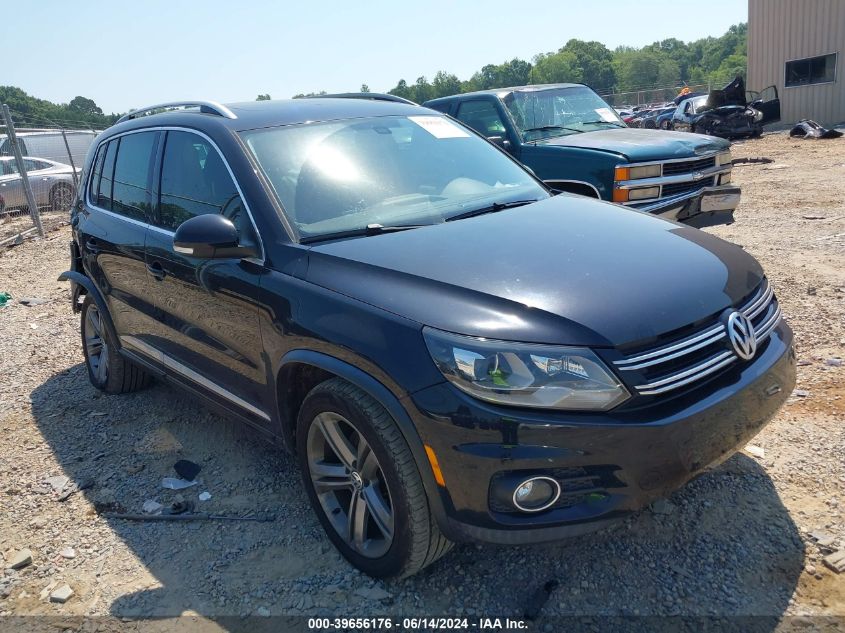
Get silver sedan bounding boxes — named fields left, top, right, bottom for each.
left=0, top=156, right=79, bottom=215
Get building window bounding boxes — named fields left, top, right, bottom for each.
left=785, top=53, right=837, bottom=87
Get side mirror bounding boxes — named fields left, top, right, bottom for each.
left=487, top=135, right=511, bottom=151
left=173, top=214, right=256, bottom=259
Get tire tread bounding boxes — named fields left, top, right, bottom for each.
left=309, top=378, right=452, bottom=577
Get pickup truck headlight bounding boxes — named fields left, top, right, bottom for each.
left=423, top=328, right=630, bottom=411
left=717, top=151, right=732, bottom=166
left=615, top=164, right=661, bottom=181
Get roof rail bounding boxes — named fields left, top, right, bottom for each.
left=116, top=101, right=237, bottom=125
left=304, top=93, right=418, bottom=106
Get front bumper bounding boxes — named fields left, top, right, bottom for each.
left=632, top=185, right=741, bottom=228
left=405, top=321, right=794, bottom=545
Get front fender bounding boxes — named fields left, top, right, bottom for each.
left=277, top=349, right=451, bottom=534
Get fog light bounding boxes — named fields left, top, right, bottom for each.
left=512, top=476, right=561, bottom=512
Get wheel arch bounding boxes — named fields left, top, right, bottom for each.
left=545, top=180, right=601, bottom=198
left=275, top=349, right=450, bottom=527
left=58, top=270, right=116, bottom=337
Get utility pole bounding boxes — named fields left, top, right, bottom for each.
left=1, top=104, right=44, bottom=237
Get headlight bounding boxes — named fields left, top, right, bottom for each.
left=717, top=151, right=732, bottom=166
left=615, top=164, right=661, bottom=181
left=423, top=328, right=630, bottom=411
left=627, top=186, right=660, bottom=201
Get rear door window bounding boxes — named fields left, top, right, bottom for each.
left=111, top=132, right=157, bottom=222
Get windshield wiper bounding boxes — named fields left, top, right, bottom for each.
left=522, top=125, right=583, bottom=135
left=580, top=120, right=625, bottom=128
left=446, top=199, right=540, bottom=222
left=300, top=223, right=429, bottom=244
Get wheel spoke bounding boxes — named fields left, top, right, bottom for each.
left=362, top=485, right=393, bottom=540
left=97, top=344, right=109, bottom=382
left=316, top=414, right=357, bottom=469
left=310, top=461, right=352, bottom=492
left=347, top=492, right=369, bottom=550
left=359, top=448, right=380, bottom=480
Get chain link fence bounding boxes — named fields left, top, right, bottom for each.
left=598, top=78, right=736, bottom=109
left=0, top=106, right=102, bottom=246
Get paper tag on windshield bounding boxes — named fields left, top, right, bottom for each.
left=594, top=107, right=617, bottom=122
left=409, top=116, right=470, bottom=138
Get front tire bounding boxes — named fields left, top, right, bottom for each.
left=80, top=295, right=151, bottom=394
left=297, top=378, right=452, bottom=578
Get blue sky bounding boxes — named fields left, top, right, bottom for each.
left=8, top=0, right=747, bottom=114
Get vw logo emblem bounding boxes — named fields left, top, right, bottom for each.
left=692, top=171, right=705, bottom=181
left=725, top=311, right=757, bottom=360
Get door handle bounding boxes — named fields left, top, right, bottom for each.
left=146, top=261, right=167, bottom=281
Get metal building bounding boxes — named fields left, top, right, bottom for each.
left=748, top=0, right=844, bottom=127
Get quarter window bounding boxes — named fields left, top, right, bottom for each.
left=785, top=53, right=837, bottom=87
left=157, top=131, right=256, bottom=247
left=97, top=141, right=118, bottom=211
left=111, top=132, right=157, bottom=222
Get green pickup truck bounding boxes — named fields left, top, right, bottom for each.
left=424, top=84, right=740, bottom=228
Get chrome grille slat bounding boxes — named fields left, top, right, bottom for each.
left=615, top=279, right=781, bottom=397
left=615, top=280, right=769, bottom=369
left=637, top=351, right=734, bottom=391
left=638, top=355, right=738, bottom=396
left=618, top=330, right=726, bottom=371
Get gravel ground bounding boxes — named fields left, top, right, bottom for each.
left=0, top=132, right=843, bottom=631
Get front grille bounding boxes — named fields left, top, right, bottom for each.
left=614, top=279, right=781, bottom=396
left=661, top=178, right=715, bottom=198
left=662, top=156, right=717, bottom=176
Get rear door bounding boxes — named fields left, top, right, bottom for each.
left=77, top=131, right=161, bottom=342
left=750, top=85, right=781, bottom=125
left=141, top=129, right=269, bottom=427
left=0, top=159, right=26, bottom=208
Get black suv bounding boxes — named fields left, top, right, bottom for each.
left=62, top=97, right=795, bottom=579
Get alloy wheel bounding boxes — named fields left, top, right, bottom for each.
left=306, top=412, right=394, bottom=558
left=84, top=304, right=109, bottom=384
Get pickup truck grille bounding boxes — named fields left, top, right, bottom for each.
left=662, top=156, right=717, bottom=176
left=661, top=178, right=716, bottom=197
left=614, top=279, right=780, bottom=396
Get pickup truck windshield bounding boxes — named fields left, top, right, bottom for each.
left=241, top=115, right=548, bottom=241
left=503, top=86, right=625, bottom=141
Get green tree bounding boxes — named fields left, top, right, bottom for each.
left=388, top=79, right=414, bottom=100
left=360, top=84, right=370, bottom=93
left=613, top=49, right=681, bottom=93
left=559, top=40, right=616, bottom=91
left=529, top=50, right=578, bottom=84
left=431, top=71, right=461, bottom=98
left=255, top=94, right=271, bottom=101
left=68, top=96, right=103, bottom=116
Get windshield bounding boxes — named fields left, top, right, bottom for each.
left=690, top=96, right=709, bottom=114
left=503, top=86, right=625, bottom=141
left=241, top=115, right=547, bottom=241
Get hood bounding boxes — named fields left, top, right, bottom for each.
left=304, top=196, right=763, bottom=348
left=534, top=128, right=728, bottom=163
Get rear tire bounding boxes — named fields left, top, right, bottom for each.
left=297, top=378, right=453, bottom=578
left=80, top=295, right=151, bottom=394
left=50, top=183, right=74, bottom=212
